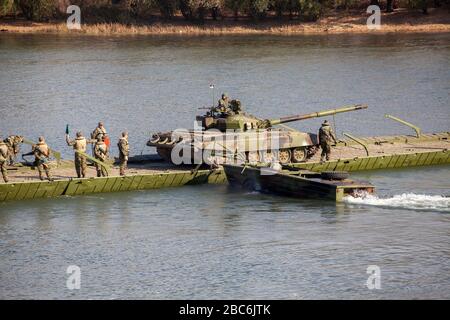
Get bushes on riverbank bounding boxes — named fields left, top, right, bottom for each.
left=0, top=0, right=448, bottom=22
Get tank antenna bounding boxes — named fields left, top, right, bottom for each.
left=209, top=84, right=215, bottom=108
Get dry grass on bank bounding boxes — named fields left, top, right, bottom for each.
left=1, top=8, right=449, bottom=36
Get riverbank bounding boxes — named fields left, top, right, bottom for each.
left=1, top=8, right=449, bottom=36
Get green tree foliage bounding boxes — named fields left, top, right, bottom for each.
left=7, top=0, right=446, bottom=22
left=154, top=0, right=177, bottom=19
left=225, top=0, right=243, bottom=19
left=243, top=0, right=270, bottom=19
left=179, top=0, right=223, bottom=21
left=271, top=0, right=289, bottom=17
left=127, top=0, right=155, bottom=18
left=14, top=0, right=56, bottom=20
left=0, top=0, right=14, bottom=16
left=334, top=0, right=359, bottom=9
left=408, top=0, right=429, bottom=14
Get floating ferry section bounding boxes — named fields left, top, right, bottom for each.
left=293, top=132, right=449, bottom=172
left=0, top=132, right=448, bottom=202
left=0, top=167, right=226, bottom=202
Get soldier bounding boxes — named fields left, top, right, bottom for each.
left=22, top=136, right=53, bottom=181
left=0, top=137, right=9, bottom=183
left=318, top=120, right=337, bottom=162
left=93, top=136, right=108, bottom=177
left=218, top=93, right=229, bottom=108
left=4, top=135, right=24, bottom=165
left=229, top=99, right=243, bottom=114
left=66, top=131, right=96, bottom=178
left=118, top=132, right=129, bottom=176
left=213, top=93, right=231, bottom=114
left=91, top=122, right=107, bottom=141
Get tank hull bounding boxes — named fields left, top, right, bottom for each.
left=147, top=129, right=320, bottom=164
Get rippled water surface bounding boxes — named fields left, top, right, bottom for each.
left=0, top=33, right=449, bottom=299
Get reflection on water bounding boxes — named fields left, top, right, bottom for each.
left=0, top=33, right=450, bottom=299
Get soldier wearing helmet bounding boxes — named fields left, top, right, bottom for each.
left=93, top=136, right=109, bottom=177
left=66, top=131, right=96, bottom=178
left=92, top=122, right=108, bottom=141
left=213, top=93, right=231, bottom=115
left=22, top=136, right=53, bottom=181
left=0, top=136, right=9, bottom=183
left=318, top=120, right=337, bottom=162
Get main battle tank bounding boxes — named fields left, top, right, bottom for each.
left=147, top=102, right=368, bottom=165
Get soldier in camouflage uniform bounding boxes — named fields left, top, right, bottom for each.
left=66, top=131, right=96, bottom=178
left=229, top=99, right=243, bottom=114
left=91, top=122, right=107, bottom=141
left=318, top=120, right=337, bottom=162
left=93, top=136, right=108, bottom=177
left=118, top=132, right=129, bottom=176
left=213, top=93, right=231, bottom=114
left=23, top=136, right=53, bottom=181
left=4, top=135, right=24, bottom=165
left=0, top=137, right=9, bottom=183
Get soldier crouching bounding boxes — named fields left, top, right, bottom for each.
left=23, top=136, right=53, bottom=181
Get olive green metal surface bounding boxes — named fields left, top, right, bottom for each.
left=0, top=148, right=449, bottom=203
left=0, top=169, right=226, bottom=202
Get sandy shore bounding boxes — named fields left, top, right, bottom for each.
left=1, top=9, right=449, bottom=36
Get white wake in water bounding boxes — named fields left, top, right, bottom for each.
left=343, top=193, right=450, bottom=212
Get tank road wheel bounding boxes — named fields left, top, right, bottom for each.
left=278, top=149, right=292, bottom=165
left=247, top=151, right=260, bottom=163
left=261, top=151, right=274, bottom=163
left=292, top=147, right=307, bottom=163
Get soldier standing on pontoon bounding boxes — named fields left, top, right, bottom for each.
left=0, top=137, right=9, bottom=183
left=118, top=132, right=129, bottom=176
left=318, top=120, right=337, bottom=162
left=66, top=131, right=96, bottom=178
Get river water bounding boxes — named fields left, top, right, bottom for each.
left=0, top=33, right=449, bottom=299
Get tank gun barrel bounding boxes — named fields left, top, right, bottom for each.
left=266, top=104, right=368, bottom=127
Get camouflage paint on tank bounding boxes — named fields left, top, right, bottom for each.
left=148, top=104, right=368, bottom=164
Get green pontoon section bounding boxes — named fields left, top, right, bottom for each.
left=0, top=146, right=449, bottom=203
left=0, top=169, right=226, bottom=202
left=292, top=149, right=450, bottom=172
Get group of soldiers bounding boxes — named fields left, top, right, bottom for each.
left=0, top=122, right=130, bottom=183
left=211, top=93, right=243, bottom=116
left=65, top=122, right=130, bottom=179
left=0, top=135, right=25, bottom=183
